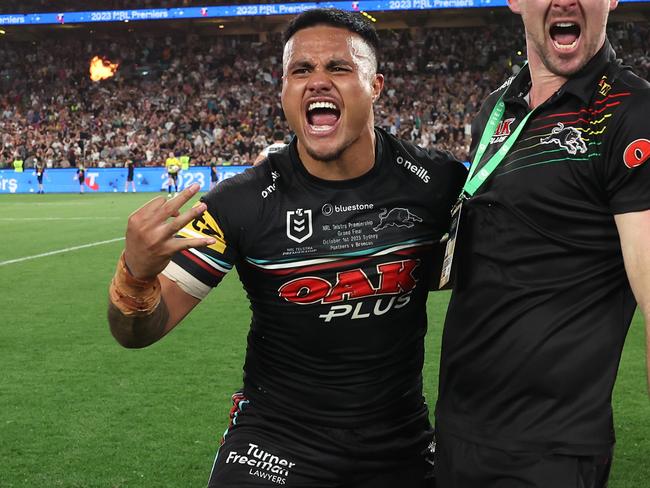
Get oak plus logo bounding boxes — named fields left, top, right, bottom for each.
left=286, top=208, right=312, bottom=244
left=490, top=117, right=516, bottom=145
left=278, top=259, right=420, bottom=322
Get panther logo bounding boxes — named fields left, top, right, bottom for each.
left=540, top=123, right=588, bottom=155
left=374, top=208, right=423, bottom=231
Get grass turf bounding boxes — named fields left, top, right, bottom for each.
left=0, top=192, right=647, bottom=487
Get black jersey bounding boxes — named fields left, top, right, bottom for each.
left=436, top=42, right=650, bottom=454
left=164, top=128, right=466, bottom=427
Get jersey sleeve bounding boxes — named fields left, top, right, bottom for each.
left=161, top=192, right=240, bottom=300
left=602, top=85, right=650, bottom=214
left=426, top=148, right=468, bottom=225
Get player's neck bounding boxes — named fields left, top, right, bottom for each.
left=527, top=52, right=568, bottom=110
left=298, top=127, right=376, bottom=181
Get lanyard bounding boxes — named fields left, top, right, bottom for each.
left=462, top=89, right=538, bottom=198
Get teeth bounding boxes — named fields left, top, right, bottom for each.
left=553, top=39, right=578, bottom=50
left=554, top=22, right=576, bottom=27
left=308, top=101, right=337, bottom=111
left=311, top=125, right=333, bottom=132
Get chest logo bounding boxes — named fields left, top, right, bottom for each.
left=540, top=123, right=587, bottom=155
left=623, top=139, right=650, bottom=169
left=490, top=117, right=515, bottom=145
left=374, top=208, right=422, bottom=232
left=286, top=208, right=313, bottom=244
left=598, top=76, right=612, bottom=97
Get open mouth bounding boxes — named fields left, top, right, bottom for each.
left=306, top=100, right=341, bottom=133
left=549, top=22, right=581, bottom=51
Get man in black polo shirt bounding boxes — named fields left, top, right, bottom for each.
left=434, top=0, right=650, bottom=486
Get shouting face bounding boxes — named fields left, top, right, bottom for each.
left=281, top=25, right=383, bottom=165
left=509, top=0, right=618, bottom=77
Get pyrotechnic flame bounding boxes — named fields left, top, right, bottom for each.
left=89, top=56, right=119, bottom=82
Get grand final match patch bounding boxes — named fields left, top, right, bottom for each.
left=623, top=139, right=650, bottom=169
left=178, top=204, right=227, bottom=254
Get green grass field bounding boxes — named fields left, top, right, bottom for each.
left=0, top=192, right=648, bottom=487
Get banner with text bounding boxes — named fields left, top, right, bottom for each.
left=0, top=166, right=249, bottom=194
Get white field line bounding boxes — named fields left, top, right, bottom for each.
left=0, top=237, right=125, bottom=267
left=0, top=202, right=93, bottom=206
left=0, top=217, right=121, bottom=221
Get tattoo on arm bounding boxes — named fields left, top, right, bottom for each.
left=107, top=298, right=170, bottom=348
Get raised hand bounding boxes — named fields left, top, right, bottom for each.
left=123, top=183, right=215, bottom=280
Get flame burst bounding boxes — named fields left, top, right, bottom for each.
left=89, top=56, right=119, bottom=82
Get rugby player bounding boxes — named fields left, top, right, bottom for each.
left=108, top=9, right=466, bottom=487
left=253, top=129, right=287, bottom=166
left=124, top=159, right=136, bottom=193
left=209, top=157, right=219, bottom=190
left=165, top=151, right=181, bottom=196
left=434, top=0, right=650, bottom=486
left=76, top=162, right=85, bottom=194
left=35, top=157, right=45, bottom=194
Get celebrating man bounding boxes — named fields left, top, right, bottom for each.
left=108, top=9, right=465, bottom=487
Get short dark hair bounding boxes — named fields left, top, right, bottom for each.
left=283, top=8, right=379, bottom=70
left=273, top=130, right=285, bottom=142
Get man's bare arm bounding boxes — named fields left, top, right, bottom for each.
left=108, top=276, right=201, bottom=348
left=107, top=184, right=214, bottom=348
left=108, top=299, right=170, bottom=349
left=615, top=209, right=650, bottom=394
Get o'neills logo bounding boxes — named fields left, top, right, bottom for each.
left=395, top=156, right=430, bottom=183
left=225, top=443, right=295, bottom=485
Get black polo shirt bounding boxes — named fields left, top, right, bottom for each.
left=436, top=41, right=650, bottom=455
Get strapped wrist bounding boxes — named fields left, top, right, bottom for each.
left=109, top=252, right=161, bottom=316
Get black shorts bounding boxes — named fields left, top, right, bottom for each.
left=37, top=174, right=43, bottom=184
left=434, top=429, right=612, bottom=488
left=169, top=173, right=178, bottom=182
left=208, top=392, right=435, bottom=488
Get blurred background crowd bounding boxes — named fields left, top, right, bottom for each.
left=0, top=18, right=647, bottom=169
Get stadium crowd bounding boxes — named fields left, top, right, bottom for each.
left=0, top=21, right=647, bottom=168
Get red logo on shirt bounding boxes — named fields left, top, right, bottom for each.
left=623, top=139, right=650, bottom=169
left=278, top=260, right=419, bottom=305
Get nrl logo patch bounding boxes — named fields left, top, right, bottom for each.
left=286, top=208, right=312, bottom=243
left=540, top=122, right=587, bottom=155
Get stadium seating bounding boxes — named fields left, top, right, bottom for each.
left=0, top=17, right=647, bottom=168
